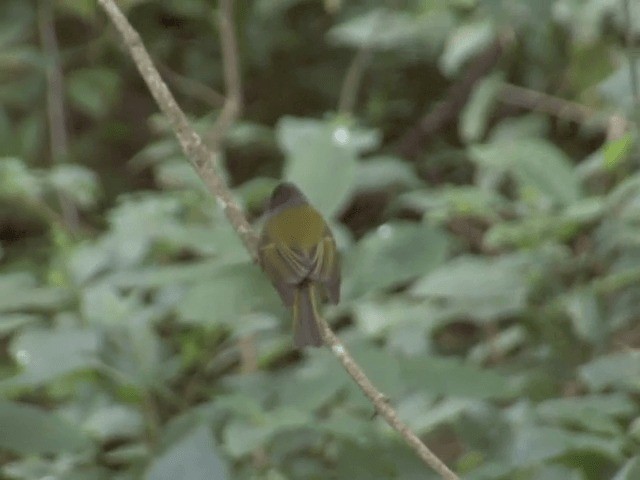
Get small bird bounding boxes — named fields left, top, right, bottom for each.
left=258, top=182, right=341, bottom=348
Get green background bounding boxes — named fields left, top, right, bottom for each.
left=0, top=0, right=639, bottom=479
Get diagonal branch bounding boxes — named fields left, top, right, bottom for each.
left=96, top=1, right=459, bottom=478
left=319, top=322, right=459, bottom=479
left=156, top=60, right=226, bottom=108
left=97, top=0, right=257, bottom=259
left=37, top=0, right=80, bottom=232
left=498, top=83, right=631, bottom=140
left=338, top=45, right=373, bottom=115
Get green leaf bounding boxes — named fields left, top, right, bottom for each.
left=537, top=393, right=635, bottom=436
left=327, top=8, right=449, bottom=53
left=509, top=425, right=624, bottom=465
left=320, top=410, right=377, bottom=441
left=47, top=164, right=100, bottom=209
left=146, top=425, right=229, bottom=480
left=399, top=395, right=472, bottom=434
left=58, top=0, right=97, bottom=19
left=177, top=262, right=280, bottom=326
left=489, top=114, right=550, bottom=142
left=352, top=297, right=441, bottom=339
left=561, top=289, right=605, bottom=345
left=0, top=401, right=87, bottom=454
left=456, top=403, right=512, bottom=460
left=155, top=160, right=206, bottom=191
left=411, top=254, right=530, bottom=321
left=603, top=132, right=635, bottom=170
left=398, top=186, right=505, bottom=222
left=0, top=272, right=70, bottom=313
left=579, top=351, right=640, bottom=393
left=630, top=417, right=640, bottom=442
left=277, top=117, right=368, bottom=217
left=0, top=313, right=40, bottom=335
left=613, top=457, right=640, bottom=480
left=84, top=405, right=144, bottom=441
left=599, top=61, right=640, bottom=113
left=67, top=67, right=121, bottom=118
left=223, top=408, right=309, bottom=458
left=403, top=356, right=510, bottom=399
left=525, top=465, right=584, bottom=480
left=0, top=157, right=41, bottom=200
left=274, top=355, right=350, bottom=411
left=460, top=73, right=502, bottom=143
left=440, top=20, right=495, bottom=77
left=17, top=114, right=44, bottom=160
left=470, top=139, right=582, bottom=207
left=4, top=325, right=99, bottom=387
left=354, top=155, right=421, bottom=192
left=345, top=342, right=406, bottom=398
left=226, top=121, right=276, bottom=149
left=104, top=260, right=219, bottom=289
left=486, top=197, right=604, bottom=249
left=80, top=283, right=140, bottom=326
left=469, top=325, right=528, bottom=363
left=345, top=221, right=449, bottom=298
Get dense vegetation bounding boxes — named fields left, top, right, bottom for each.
left=1, top=0, right=639, bottom=479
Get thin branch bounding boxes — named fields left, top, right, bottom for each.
left=319, top=319, right=459, bottom=480
left=498, top=83, right=630, bottom=133
left=96, top=1, right=459, bottom=478
left=97, top=0, right=257, bottom=260
left=37, top=0, right=80, bottom=232
left=156, top=60, right=226, bottom=108
left=238, top=333, right=269, bottom=469
left=208, top=0, right=243, bottom=147
left=337, top=46, right=373, bottom=115
left=622, top=0, right=640, bottom=124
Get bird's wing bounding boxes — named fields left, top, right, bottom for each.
left=260, top=233, right=340, bottom=305
left=258, top=242, right=297, bottom=306
left=275, top=242, right=314, bottom=282
left=309, top=234, right=340, bottom=304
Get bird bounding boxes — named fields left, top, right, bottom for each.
left=258, top=182, right=340, bottom=347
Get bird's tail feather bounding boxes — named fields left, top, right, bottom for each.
left=292, top=283, right=323, bottom=348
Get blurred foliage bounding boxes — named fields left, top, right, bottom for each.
left=0, top=0, right=639, bottom=479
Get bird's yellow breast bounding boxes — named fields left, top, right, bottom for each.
left=265, top=205, right=326, bottom=250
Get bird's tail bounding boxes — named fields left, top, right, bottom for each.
left=292, top=283, right=323, bottom=348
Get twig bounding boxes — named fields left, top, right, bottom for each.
left=622, top=0, right=640, bottom=123
left=500, top=83, right=629, bottom=125
left=97, top=0, right=257, bottom=260
left=37, top=0, right=80, bottom=232
left=319, top=319, right=459, bottom=480
left=24, top=196, right=68, bottom=229
left=96, top=1, right=459, bottom=478
left=156, top=61, right=226, bottom=108
left=337, top=45, right=373, bottom=115
left=208, top=0, right=243, bottom=148
left=238, top=333, right=269, bottom=468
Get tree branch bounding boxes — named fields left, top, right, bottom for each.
left=156, top=60, right=226, bottom=109
left=622, top=0, right=640, bottom=127
left=208, top=0, right=243, bottom=147
left=37, top=0, right=80, bottom=232
left=319, top=320, right=459, bottom=480
left=337, top=46, right=373, bottom=115
left=498, top=83, right=630, bottom=140
left=97, top=0, right=257, bottom=260
left=96, top=1, right=459, bottom=478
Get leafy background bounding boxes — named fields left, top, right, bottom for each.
left=1, top=0, right=640, bottom=479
